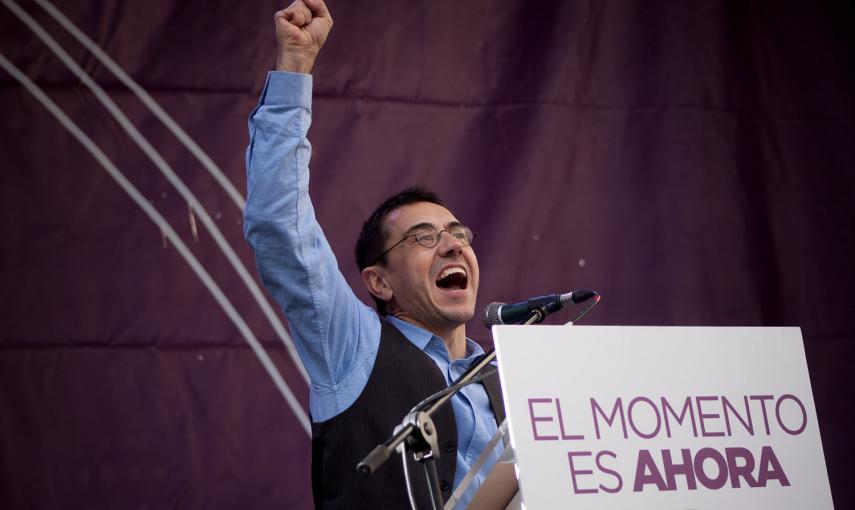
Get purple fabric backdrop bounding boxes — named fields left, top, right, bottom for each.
left=1, top=0, right=853, bottom=508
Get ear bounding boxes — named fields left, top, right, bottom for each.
left=361, top=266, right=394, bottom=302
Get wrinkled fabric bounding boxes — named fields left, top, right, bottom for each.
left=1, top=1, right=853, bottom=508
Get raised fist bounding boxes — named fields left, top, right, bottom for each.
left=274, top=0, right=333, bottom=74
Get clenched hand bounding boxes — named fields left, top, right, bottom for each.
left=274, top=0, right=333, bottom=74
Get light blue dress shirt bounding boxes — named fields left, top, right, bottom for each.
left=244, top=71, right=500, bottom=508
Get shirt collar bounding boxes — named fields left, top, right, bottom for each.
left=385, top=316, right=486, bottom=360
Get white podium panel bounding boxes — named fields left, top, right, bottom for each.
left=493, top=326, right=833, bottom=509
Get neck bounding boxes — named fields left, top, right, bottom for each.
left=390, top=312, right=468, bottom=360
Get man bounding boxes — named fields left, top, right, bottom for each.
left=244, top=1, right=508, bottom=507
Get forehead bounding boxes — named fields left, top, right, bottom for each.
left=384, top=202, right=459, bottom=237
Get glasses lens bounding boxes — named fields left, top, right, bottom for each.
left=413, top=228, right=438, bottom=248
left=450, top=225, right=473, bottom=246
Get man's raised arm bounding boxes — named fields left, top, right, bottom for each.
left=244, top=1, right=381, bottom=421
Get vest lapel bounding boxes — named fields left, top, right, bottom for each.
left=480, top=362, right=506, bottom=426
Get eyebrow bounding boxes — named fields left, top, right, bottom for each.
left=402, top=221, right=464, bottom=235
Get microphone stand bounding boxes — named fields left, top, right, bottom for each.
left=356, top=309, right=545, bottom=510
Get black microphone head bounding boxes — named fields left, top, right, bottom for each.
left=483, top=302, right=505, bottom=328
left=570, top=290, right=596, bottom=304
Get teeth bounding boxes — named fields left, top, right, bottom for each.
left=438, top=267, right=466, bottom=280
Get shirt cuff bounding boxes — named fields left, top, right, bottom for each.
left=259, top=71, right=313, bottom=108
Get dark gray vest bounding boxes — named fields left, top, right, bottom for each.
left=311, top=320, right=505, bottom=509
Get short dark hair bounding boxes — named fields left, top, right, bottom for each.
left=355, top=185, right=445, bottom=315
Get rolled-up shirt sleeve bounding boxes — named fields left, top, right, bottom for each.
left=244, top=71, right=380, bottom=421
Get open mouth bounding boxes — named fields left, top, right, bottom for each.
left=436, top=267, right=468, bottom=291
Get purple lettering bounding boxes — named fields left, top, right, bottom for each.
left=591, top=398, right=628, bottom=439
left=696, top=396, right=725, bottom=437
left=556, top=398, right=585, bottom=440
left=596, top=450, right=623, bottom=494
left=633, top=449, right=667, bottom=492
left=725, top=447, right=758, bottom=488
left=693, top=447, right=728, bottom=489
left=757, top=446, right=790, bottom=487
left=662, top=448, right=697, bottom=490
left=661, top=397, right=698, bottom=437
left=750, top=395, right=774, bottom=435
left=627, top=397, right=662, bottom=439
left=567, top=451, right=598, bottom=494
left=775, top=394, right=807, bottom=435
left=722, top=395, right=754, bottom=436
left=629, top=445, right=787, bottom=493
left=528, top=398, right=558, bottom=440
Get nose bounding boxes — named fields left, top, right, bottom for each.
left=436, top=229, right=464, bottom=257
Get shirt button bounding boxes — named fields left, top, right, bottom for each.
left=440, top=479, right=450, bottom=491
left=443, top=440, right=456, bottom=453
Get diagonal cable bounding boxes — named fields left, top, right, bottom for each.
left=0, top=52, right=311, bottom=435
left=3, top=0, right=310, bottom=385
left=32, top=0, right=246, bottom=211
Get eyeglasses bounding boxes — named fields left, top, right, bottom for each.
left=371, top=224, right=475, bottom=265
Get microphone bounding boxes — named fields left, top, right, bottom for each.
left=483, top=290, right=596, bottom=327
